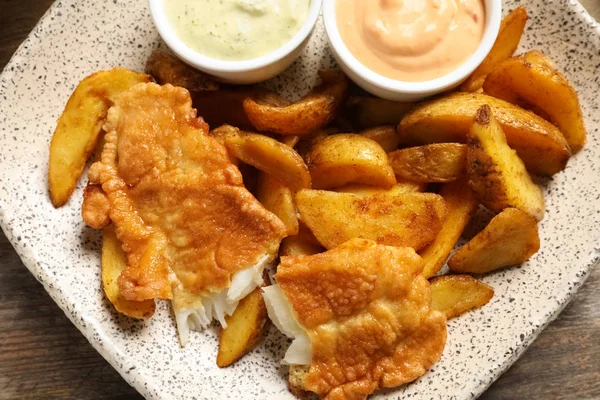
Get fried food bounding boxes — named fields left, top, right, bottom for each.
left=225, top=132, right=311, bottom=191
left=460, top=7, right=528, bottom=92
left=82, top=184, right=111, bottom=229
left=263, top=238, right=447, bottom=399
left=467, top=105, right=545, bottom=221
left=87, top=83, right=286, bottom=344
left=336, top=181, right=426, bottom=196
left=279, top=223, right=325, bottom=257
left=145, top=50, right=219, bottom=92
left=419, top=179, right=478, bottom=278
left=346, top=96, right=415, bottom=129
left=217, top=285, right=268, bottom=367
left=398, top=92, right=571, bottom=176
left=483, top=52, right=586, bottom=152
left=296, top=189, right=446, bottom=251
left=102, top=225, right=156, bottom=319
left=430, top=275, right=494, bottom=319
left=48, top=68, right=152, bottom=206
left=359, top=125, right=401, bottom=152
left=243, top=70, right=349, bottom=135
left=306, top=134, right=396, bottom=189
left=388, top=143, right=467, bottom=183
left=256, top=172, right=299, bottom=236
left=448, top=207, right=540, bottom=274
left=192, top=87, right=288, bottom=130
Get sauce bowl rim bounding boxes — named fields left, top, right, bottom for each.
left=149, top=0, right=323, bottom=74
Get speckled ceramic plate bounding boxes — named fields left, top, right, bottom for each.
left=1, top=1, right=599, bottom=399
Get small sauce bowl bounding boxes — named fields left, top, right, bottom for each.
left=322, top=0, right=502, bottom=101
left=149, top=0, right=323, bottom=84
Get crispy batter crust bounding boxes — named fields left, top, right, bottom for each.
left=87, top=83, right=286, bottom=303
left=277, top=239, right=447, bottom=400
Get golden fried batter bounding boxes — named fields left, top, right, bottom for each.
left=87, top=83, right=286, bottom=308
left=275, top=239, right=447, bottom=400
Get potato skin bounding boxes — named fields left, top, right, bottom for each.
left=306, top=134, right=396, bottom=190
left=467, top=105, right=545, bottom=221
left=483, top=52, right=586, bottom=152
left=145, top=50, right=219, bottom=92
left=389, top=143, right=467, bottom=183
left=243, top=70, right=349, bottom=136
left=430, top=275, right=494, bottom=319
left=448, top=207, right=540, bottom=274
left=48, top=68, right=152, bottom=206
left=256, top=172, right=299, bottom=236
left=460, top=7, right=528, bottom=92
left=399, top=92, right=571, bottom=176
left=359, top=125, right=401, bottom=152
left=346, top=97, right=415, bottom=129
left=296, top=189, right=446, bottom=250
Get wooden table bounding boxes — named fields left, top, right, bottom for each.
left=1, top=1, right=599, bottom=399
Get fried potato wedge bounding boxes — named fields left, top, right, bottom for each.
left=193, top=87, right=288, bottom=130
left=306, top=134, right=396, bottom=189
left=217, top=285, right=268, bottom=367
left=460, top=7, right=528, bottom=92
left=448, top=207, right=540, bottom=274
left=296, top=189, right=446, bottom=250
left=280, top=223, right=325, bottom=257
left=48, top=68, right=152, bottom=206
left=346, top=96, right=415, bottom=129
left=467, top=105, right=545, bottom=220
left=225, top=133, right=311, bottom=191
left=243, top=70, right=349, bottom=135
left=483, top=53, right=586, bottom=152
left=419, top=179, right=478, bottom=278
left=430, top=275, right=494, bottom=319
left=389, top=143, right=467, bottom=183
left=82, top=184, right=111, bottom=229
left=102, top=226, right=155, bottom=319
left=336, top=181, right=426, bottom=196
left=399, top=92, right=571, bottom=176
left=359, top=125, right=401, bottom=152
left=256, top=172, right=299, bottom=236
left=145, top=50, right=219, bottom=92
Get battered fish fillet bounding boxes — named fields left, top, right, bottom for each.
left=263, top=238, right=447, bottom=400
left=87, top=83, right=286, bottom=344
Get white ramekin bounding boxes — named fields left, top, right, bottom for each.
left=149, top=0, right=322, bottom=84
left=323, top=0, right=502, bottom=101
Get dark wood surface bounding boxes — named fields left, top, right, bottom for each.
left=1, top=1, right=599, bottom=399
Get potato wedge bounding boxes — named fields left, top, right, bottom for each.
left=280, top=223, right=325, bottom=256
left=82, top=184, right=111, bottom=229
left=280, top=135, right=301, bottom=148
left=389, top=143, right=467, bottom=183
left=145, top=50, right=219, bottom=91
left=359, top=125, right=401, bottom=152
left=460, top=7, right=528, bottom=92
left=48, top=68, right=152, bottom=206
left=306, top=134, right=396, bottom=189
left=483, top=53, right=586, bottom=152
left=217, top=285, right=268, bottom=367
left=419, top=179, right=478, bottom=278
left=256, top=172, right=299, bottom=236
left=102, top=226, right=155, bottom=319
left=193, top=87, right=288, bottom=130
left=467, top=105, right=545, bottom=220
left=399, top=92, right=571, bottom=176
left=346, top=96, right=415, bottom=129
left=243, top=70, right=349, bottom=135
left=522, top=50, right=556, bottom=69
left=448, top=208, right=540, bottom=274
left=296, top=189, right=446, bottom=250
left=430, top=275, right=494, bottom=319
left=336, top=181, right=426, bottom=196
left=225, top=133, right=311, bottom=191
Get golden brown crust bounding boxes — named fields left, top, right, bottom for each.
left=276, top=239, right=447, bottom=400
left=82, top=184, right=111, bottom=229
left=87, top=83, right=286, bottom=303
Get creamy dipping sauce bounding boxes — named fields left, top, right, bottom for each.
left=336, top=0, right=486, bottom=82
left=166, top=0, right=310, bottom=61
